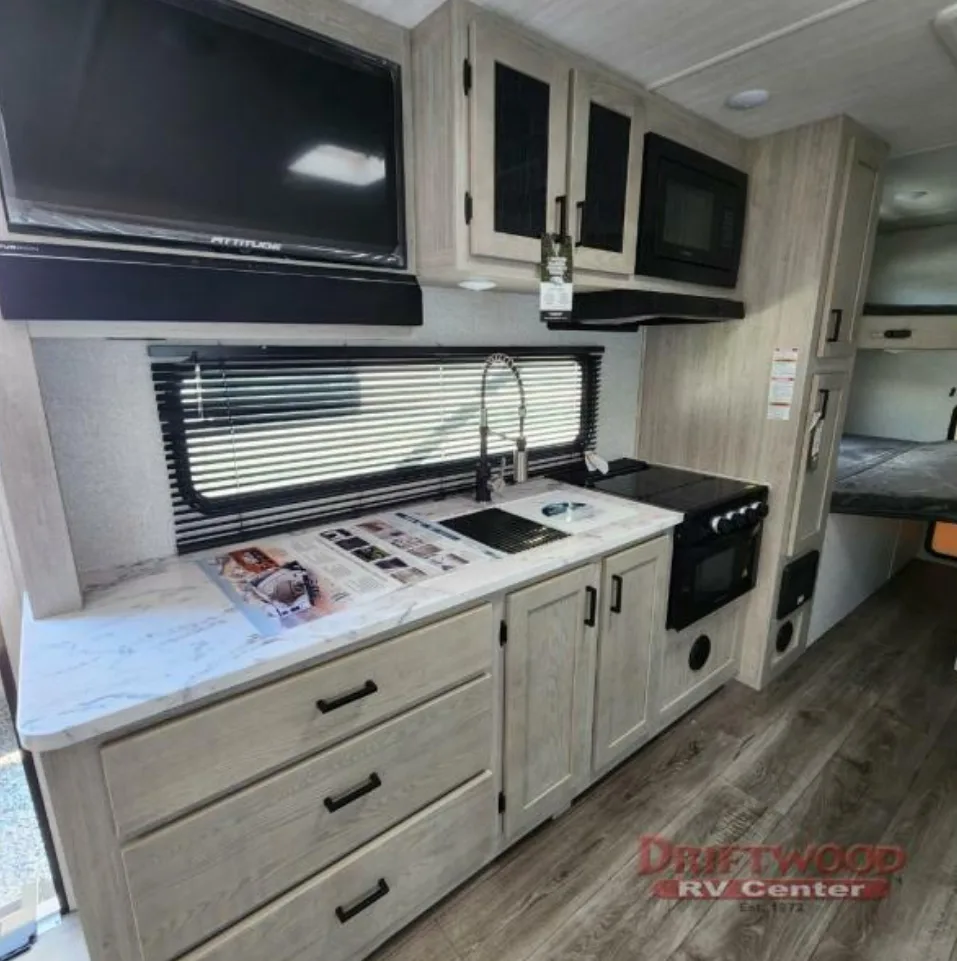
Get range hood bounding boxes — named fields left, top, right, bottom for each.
left=0, top=242, right=423, bottom=326
left=549, top=289, right=745, bottom=331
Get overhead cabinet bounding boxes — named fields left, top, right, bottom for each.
left=467, top=17, right=570, bottom=264
left=816, top=135, right=884, bottom=359
left=414, top=1, right=646, bottom=288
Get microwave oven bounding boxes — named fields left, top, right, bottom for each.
left=635, top=133, right=748, bottom=289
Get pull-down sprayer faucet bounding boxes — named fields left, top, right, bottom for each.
left=476, top=353, right=529, bottom=502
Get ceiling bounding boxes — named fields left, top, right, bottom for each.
left=880, top=144, right=957, bottom=230
left=344, top=0, right=957, bottom=157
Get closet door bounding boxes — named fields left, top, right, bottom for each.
left=790, top=370, right=851, bottom=557
left=567, top=70, right=644, bottom=275
left=817, top=137, right=884, bottom=359
left=468, top=14, right=570, bottom=264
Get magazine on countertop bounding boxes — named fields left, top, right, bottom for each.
left=198, top=509, right=499, bottom=636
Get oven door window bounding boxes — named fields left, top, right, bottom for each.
left=694, top=544, right=738, bottom=598
left=669, top=527, right=761, bottom=630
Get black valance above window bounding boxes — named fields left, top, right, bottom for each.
left=150, top=345, right=603, bottom=553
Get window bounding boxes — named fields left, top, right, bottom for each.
left=927, top=405, right=957, bottom=560
left=151, top=345, right=603, bottom=553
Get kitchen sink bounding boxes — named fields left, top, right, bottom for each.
left=440, top=508, right=568, bottom=554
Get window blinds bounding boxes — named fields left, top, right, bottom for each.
left=151, top=345, right=603, bottom=553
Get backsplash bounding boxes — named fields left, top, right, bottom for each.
left=34, top=287, right=644, bottom=576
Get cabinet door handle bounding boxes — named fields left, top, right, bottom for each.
left=324, top=772, right=382, bottom=813
left=555, top=195, right=568, bottom=237
left=316, top=679, right=378, bottom=714
left=827, top=308, right=843, bottom=343
left=584, top=586, right=598, bottom=627
left=884, top=328, right=912, bottom=340
left=575, top=200, right=585, bottom=247
left=610, top=575, right=623, bottom=614
left=335, top=879, right=390, bottom=924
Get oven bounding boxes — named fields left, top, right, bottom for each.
left=667, top=496, right=766, bottom=631
left=635, top=133, right=748, bottom=289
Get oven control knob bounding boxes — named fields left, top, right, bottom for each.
left=710, top=515, right=732, bottom=535
left=729, top=510, right=750, bottom=530
left=748, top=501, right=769, bottom=520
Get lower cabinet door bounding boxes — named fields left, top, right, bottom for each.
left=592, top=536, right=671, bottom=774
left=502, top=564, right=598, bottom=841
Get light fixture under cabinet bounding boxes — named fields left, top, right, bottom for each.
left=459, top=278, right=498, bottom=291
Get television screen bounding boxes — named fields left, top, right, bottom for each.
left=0, top=0, right=406, bottom=267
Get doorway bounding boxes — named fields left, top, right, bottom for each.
left=0, top=639, right=61, bottom=942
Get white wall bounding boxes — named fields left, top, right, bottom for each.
left=34, top=287, right=644, bottom=576
left=868, top=224, right=957, bottom=305
left=808, top=514, right=920, bottom=644
left=844, top=349, right=957, bottom=441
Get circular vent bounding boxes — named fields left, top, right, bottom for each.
left=776, top=621, right=795, bottom=653
left=689, top=635, right=712, bottom=672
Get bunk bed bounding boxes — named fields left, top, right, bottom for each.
left=831, top=434, right=957, bottom=523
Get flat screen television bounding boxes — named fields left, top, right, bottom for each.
left=0, top=0, right=407, bottom=268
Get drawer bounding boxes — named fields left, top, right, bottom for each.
left=658, top=605, right=739, bottom=726
left=123, top=676, right=493, bottom=961
left=102, top=604, right=493, bottom=838
left=183, top=772, right=496, bottom=961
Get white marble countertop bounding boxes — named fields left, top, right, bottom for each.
left=17, top=479, right=681, bottom=752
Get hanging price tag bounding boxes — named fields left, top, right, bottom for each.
left=540, top=234, right=574, bottom=324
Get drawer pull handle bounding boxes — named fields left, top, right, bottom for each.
left=584, top=586, right=598, bottom=627
left=316, top=679, right=378, bottom=714
left=324, top=773, right=382, bottom=812
left=610, top=575, right=623, bottom=614
left=335, top=878, right=390, bottom=924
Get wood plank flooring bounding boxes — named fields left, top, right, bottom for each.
left=372, top=560, right=957, bottom=961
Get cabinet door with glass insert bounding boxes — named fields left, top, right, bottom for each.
left=567, top=70, right=644, bottom=275
left=468, top=15, right=570, bottom=264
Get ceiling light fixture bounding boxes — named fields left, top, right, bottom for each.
left=458, top=279, right=497, bottom=292
left=725, top=89, right=770, bottom=111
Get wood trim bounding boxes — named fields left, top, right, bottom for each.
left=0, top=319, right=81, bottom=618
left=41, top=743, right=144, bottom=961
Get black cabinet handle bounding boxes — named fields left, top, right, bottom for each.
left=575, top=200, right=585, bottom=247
left=335, top=879, right=390, bottom=924
left=316, top=679, right=378, bottom=714
left=324, top=773, right=382, bottom=813
left=584, top=586, right=597, bottom=627
left=884, top=328, right=913, bottom=340
left=827, top=308, right=843, bottom=343
left=610, top=575, right=623, bottom=614
left=555, top=195, right=568, bottom=237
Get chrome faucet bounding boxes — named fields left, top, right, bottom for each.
left=476, top=353, right=529, bottom=502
